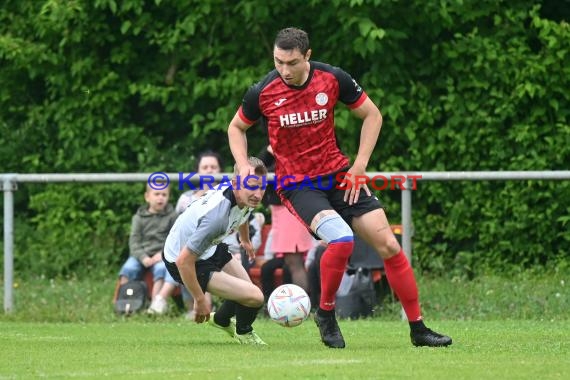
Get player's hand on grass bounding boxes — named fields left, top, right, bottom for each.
left=193, top=298, right=211, bottom=324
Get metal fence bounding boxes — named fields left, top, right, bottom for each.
left=2, top=171, right=570, bottom=313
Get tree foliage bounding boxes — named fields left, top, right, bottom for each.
left=1, top=0, right=568, bottom=277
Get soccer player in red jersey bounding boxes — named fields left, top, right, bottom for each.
left=228, top=27, right=452, bottom=349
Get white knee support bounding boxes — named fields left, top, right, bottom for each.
left=314, top=214, right=354, bottom=244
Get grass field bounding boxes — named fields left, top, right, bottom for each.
left=0, top=271, right=568, bottom=379
left=0, top=320, right=568, bottom=379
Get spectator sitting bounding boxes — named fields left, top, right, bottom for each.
left=117, top=182, right=179, bottom=314
left=259, top=228, right=292, bottom=303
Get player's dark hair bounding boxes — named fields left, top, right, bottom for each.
left=274, top=27, right=310, bottom=55
left=195, top=150, right=223, bottom=171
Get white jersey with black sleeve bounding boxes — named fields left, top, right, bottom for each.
left=163, top=188, right=253, bottom=262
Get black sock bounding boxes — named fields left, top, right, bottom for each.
left=409, top=320, right=427, bottom=333
left=235, top=304, right=262, bottom=335
left=317, top=307, right=335, bottom=317
left=215, top=300, right=237, bottom=327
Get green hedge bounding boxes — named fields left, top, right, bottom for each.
left=0, top=1, right=568, bottom=278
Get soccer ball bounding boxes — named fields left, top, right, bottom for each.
left=267, top=284, right=311, bottom=327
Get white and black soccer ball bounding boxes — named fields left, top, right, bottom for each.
left=267, top=284, right=311, bottom=327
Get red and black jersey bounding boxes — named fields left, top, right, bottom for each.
left=238, top=61, right=367, bottom=189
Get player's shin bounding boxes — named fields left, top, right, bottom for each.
left=383, top=250, right=422, bottom=321
left=235, top=304, right=262, bottom=334
left=319, top=240, right=354, bottom=311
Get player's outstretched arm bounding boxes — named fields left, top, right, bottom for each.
left=238, top=222, right=255, bottom=262
left=228, top=112, right=255, bottom=180
left=176, top=247, right=210, bottom=323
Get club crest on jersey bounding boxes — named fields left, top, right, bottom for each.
left=315, top=92, right=328, bottom=106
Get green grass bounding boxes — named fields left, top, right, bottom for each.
left=1, top=269, right=568, bottom=323
left=0, top=270, right=568, bottom=379
left=0, top=320, right=568, bottom=379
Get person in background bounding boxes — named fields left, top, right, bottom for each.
left=258, top=145, right=313, bottom=294
left=304, top=238, right=326, bottom=309
left=176, top=150, right=225, bottom=213
left=118, top=182, right=179, bottom=314
left=259, top=231, right=293, bottom=303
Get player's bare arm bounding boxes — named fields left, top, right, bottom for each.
left=228, top=113, right=255, bottom=180
left=176, top=246, right=210, bottom=323
left=238, top=222, right=255, bottom=261
left=344, top=97, right=383, bottom=205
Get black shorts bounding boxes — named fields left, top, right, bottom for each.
left=163, top=243, right=232, bottom=293
left=279, top=167, right=383, bottom=228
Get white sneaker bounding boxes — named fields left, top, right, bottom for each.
left=147, top=295, right=168, bottom=314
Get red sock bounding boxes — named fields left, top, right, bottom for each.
left=319, top=241, right=354, bottom=311
left=383, top=250, right=422, bottom=321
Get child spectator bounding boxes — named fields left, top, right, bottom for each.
left=118, top=182, right=179, bottom=314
